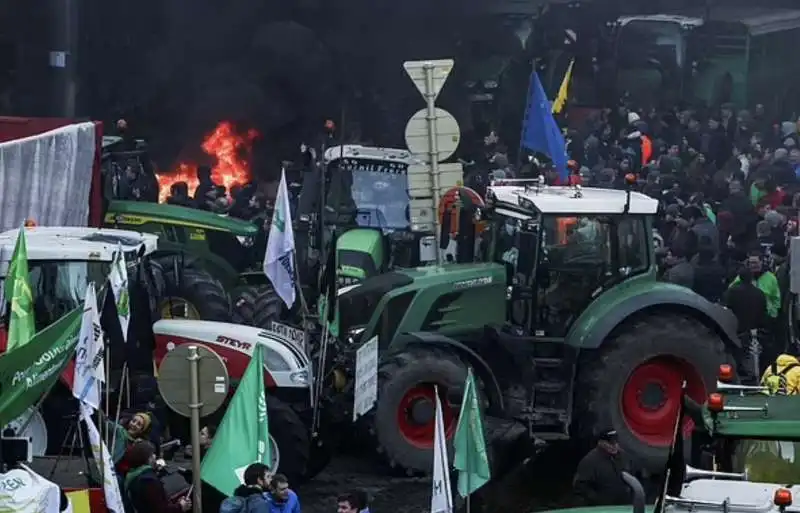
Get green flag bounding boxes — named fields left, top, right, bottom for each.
left=454, top=368, right=491, bottom=497
left=0, top=308, right=81, bottom=427
left=5, top=229, right=35, bottom=351
left=201, top=344, right=271, bottom=496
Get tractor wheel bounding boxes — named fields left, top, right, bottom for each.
left=371, top=346, right=468, bottom=474
left=157, top=267, right=232, bottom=322
left=576, top=313, right=732, bottom=472
left=263, top=396, right=311, bottom=484
left=231, top=285, right=283, bottom=329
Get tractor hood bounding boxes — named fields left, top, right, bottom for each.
left=105, top=200, right=259, bottom=236
left=339, top=263, right=507, bottom=346
left=336, top=228, right=385, bottom=283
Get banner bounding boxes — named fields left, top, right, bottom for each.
left=263, top=169, right=296, bottom=309
left=0, top=308, right=81, bottom=427
left=109, top=243, right=130, bottom=343
left=0, top=464, right=61, bottom=513
left=72, top=283, right=105, bottom=411
left=431, top=388, right=454, bottom=513
left=202, top=345, right=271, bottom=496
left=81, top=404, right=125, bottom=513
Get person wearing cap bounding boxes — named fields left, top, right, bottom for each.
left=572, top=430, right=632, bottom=506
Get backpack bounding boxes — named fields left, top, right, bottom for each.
left=220, top=494, right=261, bottom=513
left=764, top=362, right=800, bottom=395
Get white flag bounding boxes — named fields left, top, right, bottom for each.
left=263, top=169, right=296, bottom=308
left=81, top=404, right=125, bottom=513
left=72, top=283, right=105, bottom=410
left=431, top=388, right=454, bottom=513
left=109, top=243, right=130, bottom=343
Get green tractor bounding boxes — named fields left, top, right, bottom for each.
left=103, top=200, right=280, bottom=326
left=297, top=144, right=452, bottom=293
left=321, top=180, right=742, bottom=475
left=99, top=137, right=282, bottom=327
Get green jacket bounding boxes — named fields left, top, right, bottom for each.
left=730, top=271, right=781, bottom=318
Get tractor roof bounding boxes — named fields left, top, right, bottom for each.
left=106, top=200, right=259, bottom=236
left=0, top=227, right=158, bottom=268
left=324, top=145, right=415, bottom=164
left=490, top=183, right=659, bottom=215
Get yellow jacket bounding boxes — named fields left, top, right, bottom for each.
left=761, top=354, right=800, bottom=395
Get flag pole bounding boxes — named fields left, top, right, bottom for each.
left=466, top=442, right=471, bottom=513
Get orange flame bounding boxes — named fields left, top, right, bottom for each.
left=157, top=121, right=259, bottom=203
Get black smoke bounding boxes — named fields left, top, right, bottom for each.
left=70, top=0, right=471, bottom=180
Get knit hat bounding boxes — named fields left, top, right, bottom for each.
left=627, top=112, right=641, bottom=124
left=132, top=412, right=152, bottom=432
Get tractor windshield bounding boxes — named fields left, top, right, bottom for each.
left=1, top=260, right=111, bottom=329
left=326, top=157, right=410, bottom=231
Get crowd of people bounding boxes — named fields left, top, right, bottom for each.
left=105, top=410, right=374, bottom=513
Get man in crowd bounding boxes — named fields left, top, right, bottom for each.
left=266, top=473, right=301, bottom=513
left=572, top=430, right=631, bottom=506
left=220, top=462, right=273, bottom=513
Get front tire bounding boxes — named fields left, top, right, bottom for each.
left=371, top=347, right=468, bottom=474
left=576, top=313, right=731, bottom=472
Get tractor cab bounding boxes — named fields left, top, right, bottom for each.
left=485, top=180, right=655, bottom=337
left=318, top=145, right=423, bottom=287
left=100, top=135, right=154, bottom=202
left=0, top=226, right=158, bottom=330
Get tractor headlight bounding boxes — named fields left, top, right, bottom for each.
left=289, top=370, right=309, bottom=386
left=262, top=347, right=292, bottom=372
left=346, top=326, right=366, bottom=344
left=236, top=236, right=255, bottom=248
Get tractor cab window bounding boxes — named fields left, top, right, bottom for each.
left=326, top=158, right=410, bottom=231
left=1, top=261, right=110, bottom=329
left=490, top=210, right=539, bottom=277
left=617, top=217, right=649, bottom=274
left=536, top=215, right=613, bottom=336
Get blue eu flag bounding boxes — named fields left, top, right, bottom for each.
left=520, top=70, right=569, bottom=182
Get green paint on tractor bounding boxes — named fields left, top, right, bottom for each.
left=104, top=200, right=260, bottom=289
left=336, top=228, right=385, bottom=284
left=332, top=183, right=743, bottom=477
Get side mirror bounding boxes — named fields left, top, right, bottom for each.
left=621, top=472, right=646, bottom=513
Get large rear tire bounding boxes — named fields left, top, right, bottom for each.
left=576, top=313, right=732, bottom=472
left=231, top=285, right=283, bottom=329
left=156, top=265, right=231, bottom=322
left=371, top=346, right=468, bottom=474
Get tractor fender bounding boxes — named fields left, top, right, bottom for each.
left=570, top=288, right=741, bottom=350
left=238, top=270, right=268, bottom=286
left=150, top=250, right=201, bottom=270
left=394, top=331, right=505, bottom=411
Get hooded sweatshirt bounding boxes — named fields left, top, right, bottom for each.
left=220, top=486, right=271, bottom=513
left=760, top=354, right=800, bottom=395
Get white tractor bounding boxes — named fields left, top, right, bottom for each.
left=0, top=226, right=158, bottom=455
left=152, top=319, right=317, bottom=484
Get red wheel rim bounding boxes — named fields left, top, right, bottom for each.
left=396, top=384, right=456, bottom=448
left=621, top=356, right=706, bottom=446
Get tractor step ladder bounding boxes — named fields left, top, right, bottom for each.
left=528, top=347, right=576, bottom=438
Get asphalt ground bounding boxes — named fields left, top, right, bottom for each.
left=32, top=444, right=580, bottom=513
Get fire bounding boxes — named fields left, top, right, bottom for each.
left=157, top=121, right=259, bottom=203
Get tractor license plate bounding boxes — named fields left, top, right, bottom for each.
left=266, top=321, right=308, bottom=352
